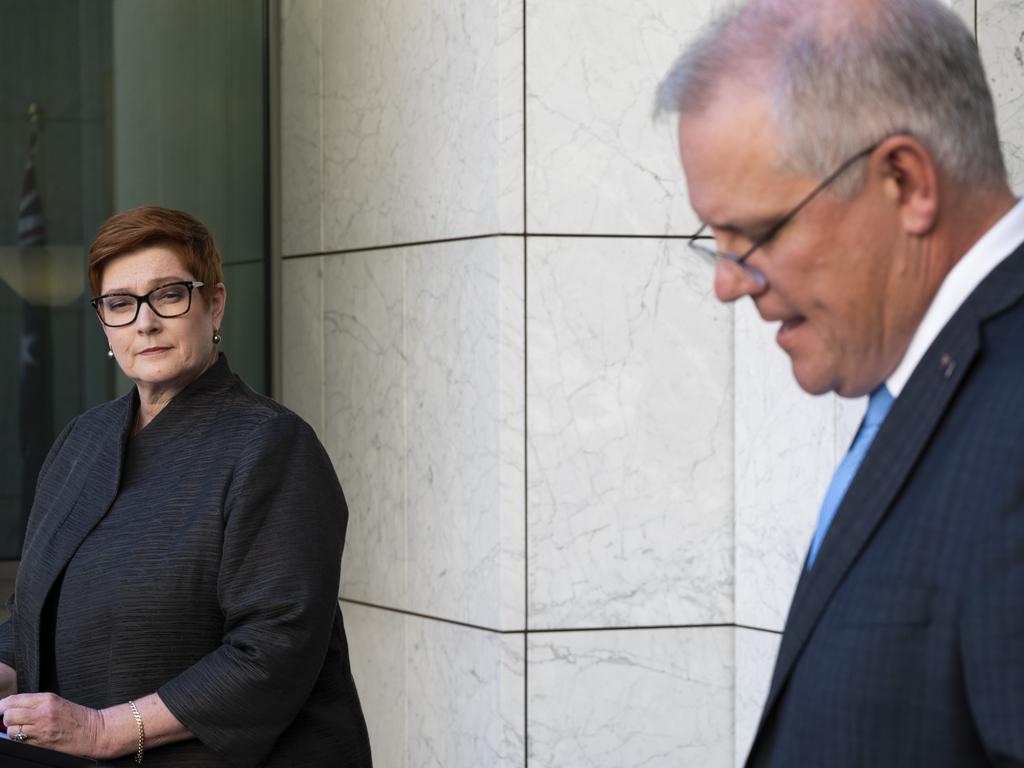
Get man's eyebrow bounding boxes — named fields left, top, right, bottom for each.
left=703, top=214, right=784, bottom=235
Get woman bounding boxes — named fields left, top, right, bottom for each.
left=0, top=206, right=372, bottom=766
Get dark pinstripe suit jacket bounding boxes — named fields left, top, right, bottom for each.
left=746, top=239, right=1024, bottom=766
left=0, top=356, right=371, bottom=767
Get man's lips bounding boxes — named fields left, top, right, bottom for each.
left=776, top=316, right=807, bottom=349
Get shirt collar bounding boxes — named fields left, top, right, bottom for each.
left=886, top=197, right=1024, bottom=397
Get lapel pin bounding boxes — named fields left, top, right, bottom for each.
left=939, top=353, right=955, bottom=379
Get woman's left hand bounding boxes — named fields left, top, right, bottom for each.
left=0, top=692, right=106, bottom=757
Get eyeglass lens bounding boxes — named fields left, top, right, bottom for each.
left=97, top=283, right=195, bottom=326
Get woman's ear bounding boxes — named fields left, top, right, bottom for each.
left=210, top=282, right=227, bottom=328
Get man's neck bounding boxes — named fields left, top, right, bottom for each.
left=942, top=184, right=1018, bottom=270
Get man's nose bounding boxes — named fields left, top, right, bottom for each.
left=714, top=259, right=766, bottom=303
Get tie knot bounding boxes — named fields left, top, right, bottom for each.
left=865, top=385, right=894, bottom=429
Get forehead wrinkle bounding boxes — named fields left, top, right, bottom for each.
left=102, top=275, right=194, bottom=295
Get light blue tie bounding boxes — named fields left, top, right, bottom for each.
left=807, top=385, right=894, bottom=568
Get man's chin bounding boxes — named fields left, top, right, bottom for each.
left=789, top=360, right=838, bottom=397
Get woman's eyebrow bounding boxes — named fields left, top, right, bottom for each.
left=100, top=276, right=191, bottom=294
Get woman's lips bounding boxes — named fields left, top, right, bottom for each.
left=139, top=347, right=170, bottom=356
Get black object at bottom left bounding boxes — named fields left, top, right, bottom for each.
left=0, top=737, right=97, bottom=767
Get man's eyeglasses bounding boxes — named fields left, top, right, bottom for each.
left=688, top=141, right=881, bottom=287
left=90, top=281, right=205, bottom=327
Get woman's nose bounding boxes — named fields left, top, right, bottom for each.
left=135, top=300, right=161, bottom=331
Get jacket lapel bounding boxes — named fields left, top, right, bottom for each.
left=17, top=393, right=134, bottom=688
left=750, top=238, right=1024, bottom=755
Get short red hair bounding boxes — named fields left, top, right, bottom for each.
left=88, top=206, right=223, bottom=298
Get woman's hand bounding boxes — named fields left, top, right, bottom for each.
left=1, top=692, right=192, bottom=760
left=0, top=692, right=107, bottom=757
left=0, top=662, right=15, bottom=698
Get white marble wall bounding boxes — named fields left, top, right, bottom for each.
left=319, top=0, right=523, bottom=250
left=733, top=301, right=860, bottom=634
left=978, top=0, right=1024, bottom=193
left=344, top=602, right=525, bottom=768
left=278, top=0, right=1024, bottom=766
left=282, top=238, right=525, bottom=768
left=528, top=628, right=734, bottom=768
left=317, top=237, right=525, bottom=630
left=525, top=0, right=718, bottom=235
left=527, top=236, right=733, bottom=631
left=733, top=629, right=781, bottom=763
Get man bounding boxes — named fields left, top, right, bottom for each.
left=658, top=0, right=1023, bottom=765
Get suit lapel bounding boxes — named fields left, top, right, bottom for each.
left=750, top=239, right=1024, bottom=757
left=759, top=314, right=979, bottom=719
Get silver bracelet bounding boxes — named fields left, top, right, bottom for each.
left=127, top=700, right=145, bottom=765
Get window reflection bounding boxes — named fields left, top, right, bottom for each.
left=1, top=0, right=267, bottom=565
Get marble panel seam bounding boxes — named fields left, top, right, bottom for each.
left=280, top=232, right=515, bottom=260
left=734, top=624, right=782, bottom=636
left=341, top=599, right=779, bottom=637
left=281, top=232, right=706, bottom=260
left=342, top=598, right=525, bottom=636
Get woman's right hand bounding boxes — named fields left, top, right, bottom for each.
left=0, top=692, right=106, bottom=757
left=0, top=662, right=15, bottom=699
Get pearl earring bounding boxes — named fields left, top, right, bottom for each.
left=107, top=347, right=114, bottom=358
left=213, top=331, right=222, bottom=344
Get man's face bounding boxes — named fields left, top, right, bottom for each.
left=677, top=87, right=920, bottom=398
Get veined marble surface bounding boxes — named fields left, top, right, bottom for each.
left=497, top=0, right=526, bottom=232
left=978, top=0, right=1024, bottom=193
left=325, top=250, right=407, bottom=609
left=500, top=239, right=528, bottom=628
left=280, top=257, right=324, bottom=438
left=325, top=238, right=525, bottom=630
left=734, top=628, right=781, bottom=767
left=320, top=0, right=523, bottom=252
left=526, top=0, right=724, bottom=235
left=280, top=0, right=322, bottom=257
left=408, top=619, right=524, bottom=768
left=343, top=602, right=525, bottom=768
left=527, top=236, right=733, bottom=629
left=405, top=237, right=525, bottom=629
left=733, top=300, right=840, bottom=632
left=527, top=627, right=734, bottom=768
left=343, top=602, right=406, bottom=768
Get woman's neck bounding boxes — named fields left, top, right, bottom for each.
left=133, top=352, right=219, bottom=433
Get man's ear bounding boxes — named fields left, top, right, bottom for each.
left=875, top=135, right=939, bottom=237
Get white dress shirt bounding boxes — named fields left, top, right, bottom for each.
left=886, top=197, right=1024, bottom=397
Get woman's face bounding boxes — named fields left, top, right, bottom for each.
left=98, top=246, right=226, bottom=401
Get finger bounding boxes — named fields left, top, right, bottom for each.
left=1, top=693, right=44, bottom=710
left=4, top=707, right=34, bottom=728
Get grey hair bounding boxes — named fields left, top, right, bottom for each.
left=656, top=0, right=1007, bottom=194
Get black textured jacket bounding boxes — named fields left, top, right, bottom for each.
left=0, top=355, right=371, bottom=767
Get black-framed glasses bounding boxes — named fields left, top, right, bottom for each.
left=90, top=281, right=205, bottom=327
left=688, top=141, right=881, bottom=287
